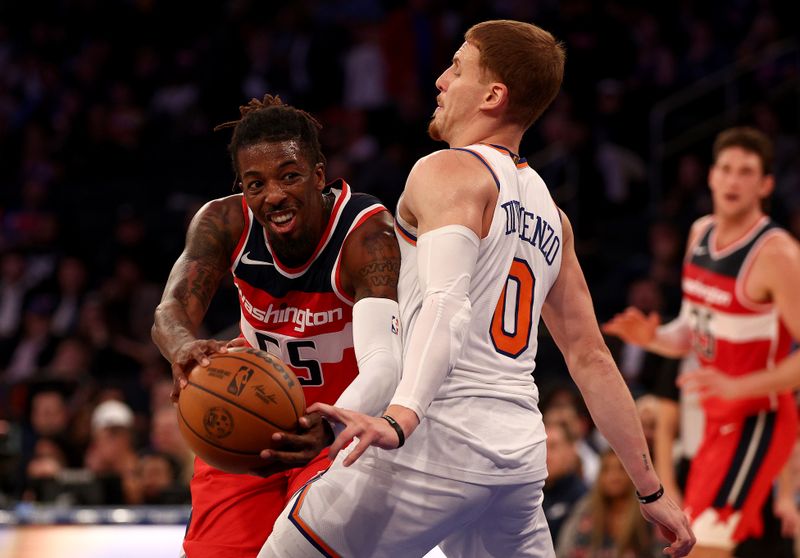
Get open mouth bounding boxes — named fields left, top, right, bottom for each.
left=266, top=210, right=297, bottom=233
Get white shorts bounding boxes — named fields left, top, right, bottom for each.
left=259, top=448, right=555, bottom=558
left=690, top=508, right=742, bottom=550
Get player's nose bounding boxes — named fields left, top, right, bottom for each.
left=262, top=180, right=288, bottom=207
left=435, top=71, right=448, bottom=92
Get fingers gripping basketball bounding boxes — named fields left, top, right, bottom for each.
left=177, top=347, right=305, bottom=473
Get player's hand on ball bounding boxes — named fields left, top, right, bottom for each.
left=251, top=412, right=335, bottom=477
left=169, top=338, right=233, bottom=402
left=308, top=403, right=403, bottom=467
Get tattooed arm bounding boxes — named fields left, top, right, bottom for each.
left=335, top=210, right=402, bottom=413
left=259, top=210, right=403, bottom=469
left=339, top=210, right=400, bottom=302
left=299, top=210, right=407, bottom=462
left=152, top=195, right=244, bottom=401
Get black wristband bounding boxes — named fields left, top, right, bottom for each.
left=636, top=484, right=665, bottom=504
left=381, top=415, right=405, bottom=448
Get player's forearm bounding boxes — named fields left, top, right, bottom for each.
left=735, top=350, right=800, bottom=396
left=647, top=318, right=692, bottom=358
left=571, top=347, right=661, bottom=494
left=151, top=300, right=199, bottom=362
left=334, top=298, right=402, bottom=419
left=388, top=225, right=480, bottom=434
left=389, top=287, right=471, bottom=428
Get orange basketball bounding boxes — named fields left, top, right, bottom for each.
left=177, top=347, right=306, bottom=474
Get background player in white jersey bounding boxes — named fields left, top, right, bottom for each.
left=261, top=20, right=693, bottom=558
left=604, top=127, right=800, bottom=557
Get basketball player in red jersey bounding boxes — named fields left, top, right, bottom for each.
left=151, top=95, right=402, bottom=558
left=604, top=127, right=800, bottom=558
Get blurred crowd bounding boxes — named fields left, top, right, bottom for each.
left=1, top=0, right=799, bottom=553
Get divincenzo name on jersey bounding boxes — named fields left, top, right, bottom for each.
left=500, top=200, right=561, bottom=265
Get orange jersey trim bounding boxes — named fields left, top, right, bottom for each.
left=288, top=482, right=341, bottom=557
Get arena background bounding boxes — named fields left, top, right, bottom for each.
left=0, top=0, right=798, bottom=556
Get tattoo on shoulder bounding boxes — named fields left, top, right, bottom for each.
left=190, top=262, right=218, bottom=308
left=166, top=201, right=237, bottom=311
left=187, top=202, right=236, bottom=264
left=356, top=229, right=401, bottom=290
left=170, top=259, right=220, bottom=311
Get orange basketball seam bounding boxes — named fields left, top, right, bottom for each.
left=217, top=353, right=304, bottom=424
left=185, top=380, right=295, bottom=432
left=177, top=407, right=262, bottom=456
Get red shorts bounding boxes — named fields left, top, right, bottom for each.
left=183, top=449, right=332, bottom=558
left=684, top=393, right=797, bottom=546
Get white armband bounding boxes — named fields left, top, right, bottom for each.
left=333, top=298, right=402, bottom=430
left=390, top=225, right=480, bottom=419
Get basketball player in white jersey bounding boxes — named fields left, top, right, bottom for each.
left=260, top=20, right=694, bottom=558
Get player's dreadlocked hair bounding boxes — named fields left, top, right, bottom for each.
left=214, top=94, right=326, bottom=187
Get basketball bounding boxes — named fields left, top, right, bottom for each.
left=177, top=347, right=306, bottom=474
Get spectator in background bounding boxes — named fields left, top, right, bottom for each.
left=557, top=449, right=660, bottom=558
left=542, top=384, right=602, bottom=485
left=136, top=450, right=190, bottom=505
left=646, top=221, right=684, bottom=311
left=149, top=405, right=194, bottom=485
left=636, top=394, right=659, bottom=454
left=0, top=250, right=32, bottom=344
left=20, top=384, right=80, bottom=473
left=47, top=255, right=89, bottom=338
left=604, top=278, right=677, bottom=397
left=662, top=153, right=713, bottom=231
left=45, top=336, right=93, bottom=381
left=29, top=388, right=70, bottom=440
left=543, top=420, right=588, bottom=542
left=4, top=295, right=58, bottom=383
left=22, top=436, right=69, bottom=502
left=84, top=399, right=139, bottom=505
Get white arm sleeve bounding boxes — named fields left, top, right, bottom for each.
left=390, top=224, right=480, bottom=419
left=334, top=297, right=402, bottom=422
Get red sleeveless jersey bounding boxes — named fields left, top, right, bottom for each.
left=681, top=215, right=794, bottom=421
left=183, top=181, right=385, bottom=558
left=231, top=179, right=385, bottom=407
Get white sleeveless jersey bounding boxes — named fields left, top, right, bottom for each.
left=384, top=143, right=564, bottom=484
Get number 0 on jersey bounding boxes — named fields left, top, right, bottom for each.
left=490, top=258, right=535, bottom=358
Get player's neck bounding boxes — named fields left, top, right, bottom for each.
left=448, top=122, right=522, bottom=155
left=713, top=207, right=765, bottom=248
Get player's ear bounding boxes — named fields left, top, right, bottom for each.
left=759, top=174, right=775, bottom=199
left=482, top=82, right=508, bottom=112
left=314, top=162, right=326, bottom=192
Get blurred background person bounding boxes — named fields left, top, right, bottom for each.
left=557, top=449, right=661, bottom=558
left=543, top=420, right=588, bottom=543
